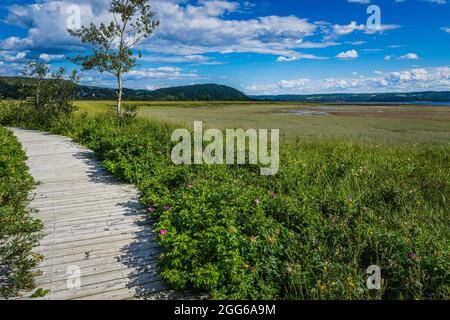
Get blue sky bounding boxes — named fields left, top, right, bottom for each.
left=0, top=0, right=449, bottom=94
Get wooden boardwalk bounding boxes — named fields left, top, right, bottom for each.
left=11, top=128, right=177, bottom=300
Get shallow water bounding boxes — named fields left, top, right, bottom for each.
left=273, top=110, right=329, bottom=116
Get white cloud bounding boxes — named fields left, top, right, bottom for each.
left=278, top=79, right=311, bottom=88
left=245, top=66, right=450, bottom=95
left=0, top=36, right=33, bottom=50
left=276, top=53, right=328, bottom=62
left=442, top=27, right=450, bottom=33
left=386, top=53, right=420, bottom=60
left=0, top=0, right=392, bottom=61
left=399, top=53, right=419, bottom=60
left=336, top=49, right=359, bottom=59
left=127, top=66, right=199, bottom=80
left=333, top=22, right=365, bottom=36
left=329, top=21, right=400, bottom=38
left=348, top=0, right=371, bottom=3
left=0, top=50, right=27, bottom=62
left=141, top=54, right=223, bottom=65
left=39, top=53, right=65, bottom=62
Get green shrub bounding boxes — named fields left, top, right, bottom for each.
left=6, top=110, right=450, bottom=300
left=0, top=127, right=43, bottom=298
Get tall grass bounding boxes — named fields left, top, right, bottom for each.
left=2, top=109, right=449, bottom=299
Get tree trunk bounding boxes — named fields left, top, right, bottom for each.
left=35, top=78, right=43, bottom=121
left=117, top=74, right=122, bottom=124
left=16, top=82, right=25, bottom=126
left=36, top=80, right=41, bottom=110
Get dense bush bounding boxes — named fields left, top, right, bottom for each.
left=0, top=126, right=43, bottom=298
left=1, top=108, right=448, bottom=299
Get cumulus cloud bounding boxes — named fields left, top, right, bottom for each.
left=278, top=79, right=311, bottom=88
left=327, top=21, right=400, bottom=39
left=348, top=0, right=371, bottom=3
left=385, top=53, right=420, bottom=60
left=141, top=54, right=223, bottom=65
left=276, top=53, right=328, bottom=62
left=0, top=0, right=322, bottom=59
left=127, top=66, right=199, bottom=80
left=336, top=49, right=359, bottom=59
left=0, top=0, right=398, bottom=61
left=245, top=67, right=450, bottom=94
left=333, top=22, right=365, bottom=36
left=399, top=53, right=419, bottom=60
left=40, top=53, right=65, bottom=62
left=0, top=50, right=27, bottom=62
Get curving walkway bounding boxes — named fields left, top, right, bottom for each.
left=10, top=128, right=177, bottom=300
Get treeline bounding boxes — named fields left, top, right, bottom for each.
left=254, top=91, right=450, bottom=103
left=0, top=76, right=250, bottom=101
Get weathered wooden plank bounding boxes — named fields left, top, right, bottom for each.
left=10, top=128, right=166, bottom=300
left=44, top=217, right=152, bottom=236
left=39, top=224, right=156, bottom=246
left=36, top=229, right=157, bottom=253
left=36, top=252, right=159, bottom=285
left=36, top=248, right=159, bottom=277
left=47, top=275, right=164, bottom=300
left=36, top=236, right=158, bottom=263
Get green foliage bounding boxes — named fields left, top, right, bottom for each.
left=23, top=112, right=449, bottom=300
left=68, top=0, right=159, bottom=77
left=122, top=103, right=139, bottom=122
left=68, top=0, right=159, bottom=119
left=0, top=64, right=79, bottom=128
left=145, top=84, right=250, bottom=101
left=0, top=127, right=43, bottom=299
left=30, top=288, right=50, bottom=298
left=0, top=77, right=251, bottom=101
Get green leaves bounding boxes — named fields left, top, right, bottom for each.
left=68, top=0, right=159, bottom=78
left=9, top=112, right=449, bottom=300
left=0, top=127, right=43, bottom=299
left=68, top=0, right=159, bottom=121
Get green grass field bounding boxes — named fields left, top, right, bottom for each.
left=75, top=100, right=450, bottom=145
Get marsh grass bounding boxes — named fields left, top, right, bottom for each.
left=74, top=100, right=450, bottom=144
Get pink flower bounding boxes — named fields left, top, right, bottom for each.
left=331, top=216, right=338, bottom=226
left=271, top=192, right=277, bottom=199
left=147, top=207, right=156, bottom=213
left=163, top=204, right=172, bottom=211
left=255, top=197, right=261, bottom=205
left=160, top=229, right=167, bottom=236
left=408, top=252, right=417, bottom=260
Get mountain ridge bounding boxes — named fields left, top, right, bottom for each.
left=0, top=76, right=250, bottom=101
left=253, top=91, right=450, bottom=103
left=1, top=76, right=450, bottom=102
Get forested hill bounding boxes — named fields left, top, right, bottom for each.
left=253, top=92, right=450, bottom=103
left=0, top=76, right=250, bottom=101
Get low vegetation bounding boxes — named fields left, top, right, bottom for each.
left=75, top=100, right=450, bottom=144
left=0, top=125, right=43, bottom=298
left=2, top=103, right=448, bottom=299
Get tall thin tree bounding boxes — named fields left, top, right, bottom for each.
left=68, top=0, right=159, bottom=122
